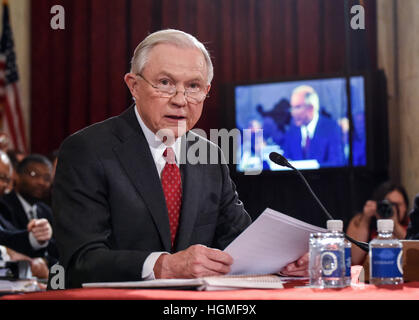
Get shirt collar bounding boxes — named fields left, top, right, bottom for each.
left=302, top=111, right=319, bottom=139
left=134, top=106, right=182, bottom=164
left=16, top=192, right=37, bottom=215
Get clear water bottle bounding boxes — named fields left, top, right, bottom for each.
left=369, top=219, right=403, bottom=285
left=327, top=220, right=352, bottom=286
left=309, top=231, right=345, bottom=288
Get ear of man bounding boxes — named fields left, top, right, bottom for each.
left=124, top=73, right=140, bottom=99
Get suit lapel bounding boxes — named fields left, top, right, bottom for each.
left=293, top=128, right=304, bottom=159
left=175, top=134, right=203, bottom=251
left=112, top=107, right=172, bottom=252
left=308, top=116, right=324, bottom=159
left=9, top=192, right=30, bottom=228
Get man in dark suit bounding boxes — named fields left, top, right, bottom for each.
left=282, top=85, right=345, bottom=167
left=53, top=29, right=309, bottom=288
left=0, top=154, right=59, bottom=266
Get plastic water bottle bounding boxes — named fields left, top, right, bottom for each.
left=327, top=220, right=352, bottom=286
left=309, top=231, right=346, bottom=288
left=320, top=230, right=345, bottom=288
left=369, top=219, right=403, bottom=285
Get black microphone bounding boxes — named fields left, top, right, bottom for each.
left=269, top=152, right=369, bottom=252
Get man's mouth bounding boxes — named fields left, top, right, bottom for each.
left=165, top=115, right=186, bottom=120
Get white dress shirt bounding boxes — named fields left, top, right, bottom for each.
left=134, top=106, right=182, bottom=280
left=300, top=111, right=319, bottom=148
left=16, top=193, right=49, bottom=250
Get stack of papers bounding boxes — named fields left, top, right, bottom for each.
left=224, top=208, right=326, bottom=275
left=0, top=279, right=41, bottom=293
left=83, top=274, right=284, bottom=291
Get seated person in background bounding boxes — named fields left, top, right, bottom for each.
left=1, top=217, right=51, bottom=279
left=347, top=181, right=409, bottom=265
left=406, top=193, right=419, bottom=239
left=6, top=148, right=26, bottom=191
left=0, top=154, right=59, bottom=268
left=0, top=133, right=9, bottom=152
left=256, top=98, right=291, bottom=146
left=0, top=151, right=52, bottom=278
left=0, top=150, right=12, bottom=195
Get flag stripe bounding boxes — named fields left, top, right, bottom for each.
left=2, top=96, right=19, bottom=148
left=11, top=83, right=27, bottom=151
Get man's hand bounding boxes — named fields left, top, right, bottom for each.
left=30, top=257, right=49, bottom=279
left=27, top=219, right=52, bottom=244
left=6, top=248, right=49, bottom=279
left=280, top=252, right=309, bottom=277
left=153, top=244, right=233, bottom=279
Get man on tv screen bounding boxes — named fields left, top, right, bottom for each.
left=282, top=85, right=345, bottom=167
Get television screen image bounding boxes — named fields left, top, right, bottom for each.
left=350, top=76, right=367, bottom=167
left=235, top=76, right=366, bottom=173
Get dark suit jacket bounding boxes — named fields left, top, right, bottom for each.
left=53, top=106, right=252, bottom=288
left=283, top=115, right=345, bottom=167
left=0, top=191, right=59, bottom=266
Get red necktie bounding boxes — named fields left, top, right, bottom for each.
left=161, top=147, right=182, bottom=247
left=303, top=133, right=311, bottom=159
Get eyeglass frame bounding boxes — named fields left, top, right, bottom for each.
left=291, top=103, right=313, bottom=112
left=136, top=73, right=210, bottom=103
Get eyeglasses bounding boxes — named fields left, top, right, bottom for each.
left=291, top=104, right=311, bottom=112
left=136, top=74, right=209, bottom=104
left=23, top=170, right=52, bottom=183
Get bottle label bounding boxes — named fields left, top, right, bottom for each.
left=345, top=247, right=351, bottom=277
left=371, top=248, right=403, bottom=278
left=321, top=250, right=343, bottom=278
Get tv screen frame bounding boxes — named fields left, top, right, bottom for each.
left=221, top=72, right=379, bottom=176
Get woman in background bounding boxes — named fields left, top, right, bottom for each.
left=347, top=181, right=409, bottom=265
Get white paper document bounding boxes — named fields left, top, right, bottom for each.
left=224, top=208, right=326, bottom=275
left=0, top=279, right=41, bottom=293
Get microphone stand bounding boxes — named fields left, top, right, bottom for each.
left=270, top=152, right=369, bottom=252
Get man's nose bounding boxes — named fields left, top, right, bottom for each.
left=170, top=89, right=187, bottom=106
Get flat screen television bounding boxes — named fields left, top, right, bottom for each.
left=233, top=75, right=367, bottom=173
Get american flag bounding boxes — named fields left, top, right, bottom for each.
left=0, top=2, right=27, bottom=153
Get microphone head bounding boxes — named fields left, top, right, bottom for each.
left=269, top=152, right=292, bottom=168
